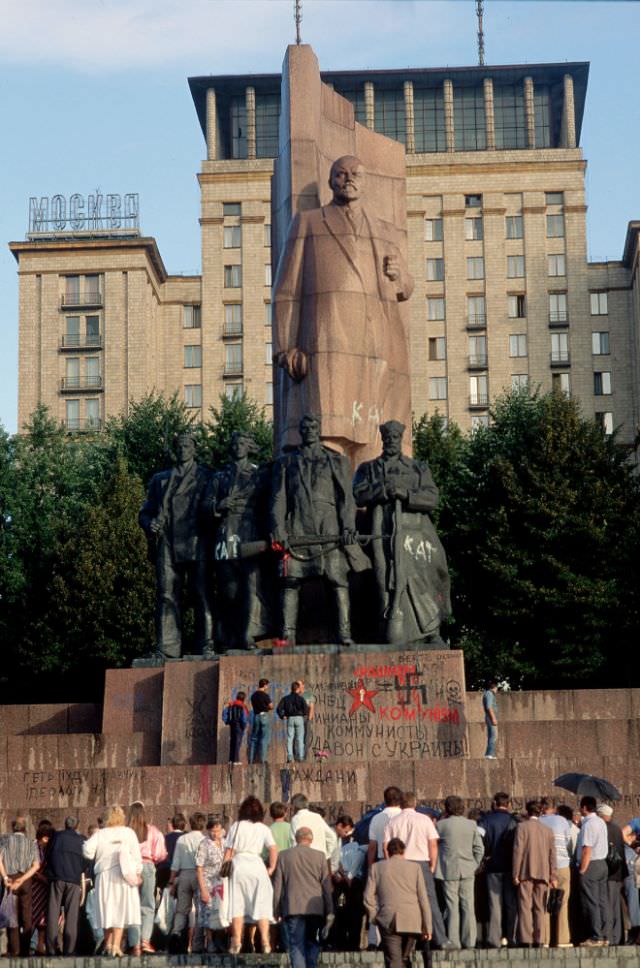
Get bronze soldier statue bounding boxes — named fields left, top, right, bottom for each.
left=270, top=413, right=369, bottom=645
left=208, top=431, right=273, bottom=651
left=139, top=433, right=214, bottom=660
left=353, top=420, right=451, bottom=647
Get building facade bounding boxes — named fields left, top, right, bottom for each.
left=11, top=61, right=640, bottom=444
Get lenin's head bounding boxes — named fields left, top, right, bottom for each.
left=329, top=156, right=365, bottom=205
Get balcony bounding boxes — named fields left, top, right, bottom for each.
left=61, top=291, right=103, bottom=309
left=65, top=418, right=103, bottom=433
left=223, top=361, right=243, bottom=377
left=549, top=311, right=569, bottom=328
left=550, top=351, right=571, bottom=367
left=468, top=353, right=488, bottom=369
left=60, top=334, right=103, bottom=350
left=60, top=375, right=104, bottom=392
left=466, top=314, right=486, bottom=329
left=223, top=323, right=243, bottom=338
left=469, top=394, right=489, bottom=408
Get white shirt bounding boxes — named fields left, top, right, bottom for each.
left=225, top=820, right=275, bottom=855
left=577, top=812, right=608, bottom=863
left=171, top=830, right=206, bottom=872
left=368, top=806, right=402, bottom=860
left=290, top=809, right=338, bottom=862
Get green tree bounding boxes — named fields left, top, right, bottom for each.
left=413, top=412, right=465, bottom=519
left=196, top=394, right=273, bottom=468
left=61, top=457, right=155, bottom=671
left=442, top=389, right=640, bottom=688
left=104, top=391, right=195, bottom=485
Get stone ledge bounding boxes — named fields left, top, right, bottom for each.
left=0, top=947, right=637, bottom=967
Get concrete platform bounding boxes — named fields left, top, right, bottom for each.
left=0, top=946, right=638, bottom=966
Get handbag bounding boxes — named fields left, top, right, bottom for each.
left=0, top=889, right=18, bottom=930
left=546, top=887, right=564, bottom=915
left=118, top=843, right=142, bottom=887
left=219, top=821, right=241, bottom=878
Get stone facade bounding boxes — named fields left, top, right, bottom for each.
left=10, top=62, right=640, bottom=445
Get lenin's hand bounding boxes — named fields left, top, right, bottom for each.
left=150, top=517, right=163, bottom=535
left=276, top=348, right=308, bottom=382
left=383, top=255, right=400, bottom=282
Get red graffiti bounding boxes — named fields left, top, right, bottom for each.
left=347, top=679, right=380, bottom=716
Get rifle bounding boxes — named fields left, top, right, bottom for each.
left=239, top=533, right=383, bottom=561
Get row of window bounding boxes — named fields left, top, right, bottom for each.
left=223, top=224, right=271, bottom=248
left=223, top=265, right=272, bottom=288
left=183, top=304, right=274, bottom=331
left=427, top=332, right=612, bottom=369
left=183, top=383, right=274, bottom=408
left=426, top=213, right=565, bottom=242
left=185, top=342, right=273, bottom=372
left=425, top=289, right=608, bottom=319
left=428, top=367, right=613, bottom=401
left=225, top=80, right=561, bottom=160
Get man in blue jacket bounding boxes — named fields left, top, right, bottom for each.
left=482, top=792, right=517, bottom=948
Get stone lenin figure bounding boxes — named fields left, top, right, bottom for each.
left=353, top=421, right=451, bottom=646
left=269, top=413, right=369, bottom=645
left=208, top=431, right=272, bottom=651
left=139, top=433, right=214, bottom=659
left=273, top=155, right=414, bottom=465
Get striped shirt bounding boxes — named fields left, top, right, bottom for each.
left=0, top=832, right=38, bottom=875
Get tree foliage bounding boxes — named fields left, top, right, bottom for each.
left=0, top=389, right=638, bottom=701
left=436, top=389, right=640, bottom=688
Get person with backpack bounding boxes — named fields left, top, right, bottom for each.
left=222, top=692, right=250, bottom=765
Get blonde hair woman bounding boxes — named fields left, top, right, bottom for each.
left=83, top=805, right=142, bottom=956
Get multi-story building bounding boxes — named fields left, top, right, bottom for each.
left=10, top=60, right=640, bottom=444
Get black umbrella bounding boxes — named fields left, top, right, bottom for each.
left=553, top=772, right=621, bottom=801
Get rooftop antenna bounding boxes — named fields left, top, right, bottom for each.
left=476, top=0, right=485, bottom=66
left=294, top=0, right=302, bottom=44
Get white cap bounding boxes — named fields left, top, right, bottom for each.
left=596, top=803, right=613, bottom=817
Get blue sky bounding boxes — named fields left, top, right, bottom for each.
left=1, top=0, right=638, bottom=433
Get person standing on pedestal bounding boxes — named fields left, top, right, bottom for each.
left=482, top=681, right=499, bottom=760
left=249, top=678, right=274, bottom=764
left=270, top=413, right=368, bottom=646
left=139, top=433, right=214, bottom=661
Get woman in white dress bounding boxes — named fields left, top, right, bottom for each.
left=83, top=804, right=142, bottom=956
left=222, top=796, right=277, bottom=954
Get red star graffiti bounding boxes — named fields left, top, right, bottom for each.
left=347, top=678, right=380, bottom=716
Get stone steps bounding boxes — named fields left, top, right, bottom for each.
left=0, top=947, right=637, bottom=967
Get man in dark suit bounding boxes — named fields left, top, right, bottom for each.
left=273, top=827, right=334, bottom=968
left=512, top=799, right=557, bottom=947
left=45, top=816, right=86, bottom=955
left=364, top=837, right=432, bottom=968
left=139, top=433, right=214, bottom=659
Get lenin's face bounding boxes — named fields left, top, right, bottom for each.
left=329, top=157, right=365, bottom=204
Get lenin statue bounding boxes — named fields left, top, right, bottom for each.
left=273, top=155, right=414, bottom=466
left=353, top=420, right=451, bottom=647
left=139, top=433, right=214, bottom=660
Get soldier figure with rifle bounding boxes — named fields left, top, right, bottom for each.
left=353, top=420, right=451, bottom=646
left=139, top=433, right=214, bottom=661
left=269, top=413, right=369, bottom=645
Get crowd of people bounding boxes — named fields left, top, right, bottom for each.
left=1, top=786, right=639, bottom=966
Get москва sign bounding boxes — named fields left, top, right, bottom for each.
left=28, top=192, right=139, bottom=235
